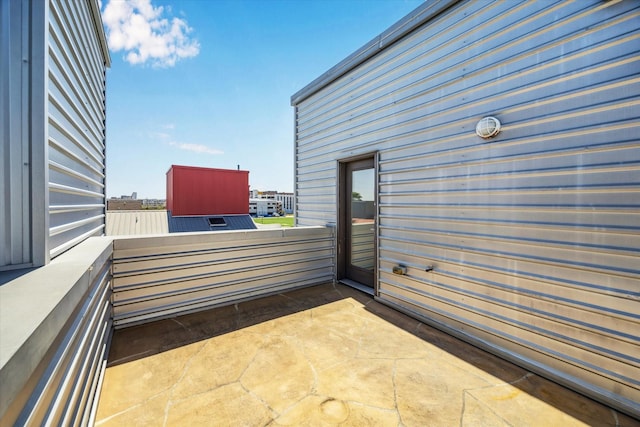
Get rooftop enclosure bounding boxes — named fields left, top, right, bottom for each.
left=1, top=0, right=639, bottom=424
left=0, top=0, right=109, bottom=270
left=166, top=165, right=250, bottom=216
left=291, top=0, right=640, bottom=418
left=0, top=227, right=334, bottom=425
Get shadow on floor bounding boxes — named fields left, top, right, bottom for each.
left=107, top=283, right=369, bottom=367
left=104, top=283, right=637, bottom=426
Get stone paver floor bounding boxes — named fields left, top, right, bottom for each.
left=95, top=283, right=638, bottom=426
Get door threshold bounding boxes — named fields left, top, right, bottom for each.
left=339, top=279, right=374, bottom=296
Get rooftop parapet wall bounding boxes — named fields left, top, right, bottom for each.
left=0, top=237, right=113, bottom=425
left=112, top=226, right=335, bottom=327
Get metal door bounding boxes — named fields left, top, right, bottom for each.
left=340, top=157, right=376, bottom=288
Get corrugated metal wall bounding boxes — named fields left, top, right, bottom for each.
left=1, top=0, right=47, bottom=269
left=48, top=0, right=108, bottom=258
left=293, top=0, right=640, bottom=417
left=0, top=0, right=23, bottom=268
left=1, top=0, right=108, bottom=270
left=3, top=239, right=113, bottom=426
left=112, top=227, right=335, bottom=327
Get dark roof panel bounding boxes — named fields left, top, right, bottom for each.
left=167, top=212, right=257, bottom=233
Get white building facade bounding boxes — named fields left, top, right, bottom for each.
left=251, top=190, right=294, bottom=214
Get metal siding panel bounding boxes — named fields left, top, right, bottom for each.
left=295, top=148, right=337, bottom=226
left=111, top=227, right=335, bottom=327
left=167, top=166, right=250, bottom=216
left=48, top=0, right=107, bottom=260
left=0, top=0, right=30, bottom=268
left=293, top=0, right=640, bottom=417
left=378, top=274, right=638, bottom=381
left=0, top=0, right=47, bottom=269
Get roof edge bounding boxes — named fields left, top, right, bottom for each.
left=166, top=164, right=250, bottom=174
left=88, top=0, right=111, bottom=68
left=290, top=0, right=459, bottom=106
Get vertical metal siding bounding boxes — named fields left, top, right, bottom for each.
left=112, top=227, right=335, bottom=327
left=0, top=0, right=46, bottom=269
left=293, top=0, right=640, bottom=417
left=1, top=0, right=25, bottom=268
left=48, top=0, right=107, bottom=259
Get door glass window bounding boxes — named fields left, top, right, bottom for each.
left=350, top=168, right=375, bottom=271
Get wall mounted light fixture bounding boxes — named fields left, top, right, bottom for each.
left=476, top=116, right=501, bottom=139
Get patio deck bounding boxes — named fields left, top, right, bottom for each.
left=95, top=283, right=636, bottom=426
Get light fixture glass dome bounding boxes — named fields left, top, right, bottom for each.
left=476, top=116, right=501, bottom=138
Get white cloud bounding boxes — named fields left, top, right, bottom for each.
left=150, top=131, right=171, bottom=140
left=102, top=0, right=200, bottom=67
left=169, top=142, right=224, bottom=155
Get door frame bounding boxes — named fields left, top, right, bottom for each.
left=337, top=152, right=378, bottom=295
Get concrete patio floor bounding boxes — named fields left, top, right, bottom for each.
left=95, top=283, right=637, bottom=426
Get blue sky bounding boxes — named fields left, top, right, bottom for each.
left=103, top=0, right=424, bottom=199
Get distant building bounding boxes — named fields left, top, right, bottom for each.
left=275, top=193, right=294, bottom=214
left=142, top=199, right=166, bottom=209
left=108, top=166, right=257, bottom=234
left=249, top=199, right=284, bottom=217
left=167, top=165, right=249, bottom=216
left=107, top=199, right=143, bottom=210
left=165, top=165, right=255, bottom=233
left=250, top=190, right=294, bottom=214
left=107, top=194, right=165, bottom=211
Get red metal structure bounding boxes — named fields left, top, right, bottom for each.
left=166, top=165, right=249, bottom=216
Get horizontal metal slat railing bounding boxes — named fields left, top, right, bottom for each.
left=111, top=226, right=335, bottom=327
